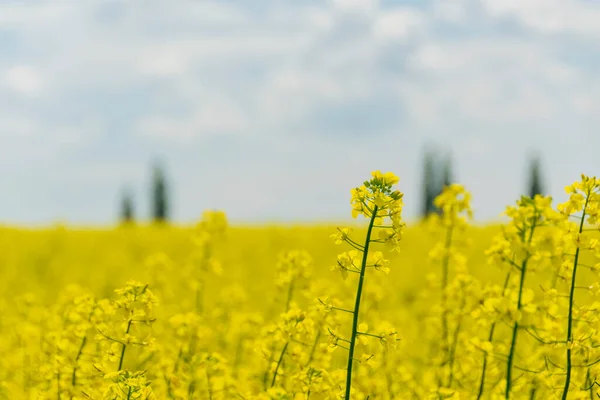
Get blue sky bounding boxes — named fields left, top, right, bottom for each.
left=1, top=0, right=599, bottom=224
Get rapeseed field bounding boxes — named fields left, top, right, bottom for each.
left=1, top=172, right=599, bottom=400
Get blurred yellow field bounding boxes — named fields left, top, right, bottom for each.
left=1, top=172, right=600, bottom=399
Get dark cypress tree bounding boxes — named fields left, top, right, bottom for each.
left=429, top=152, right=454, bottom=216
left=421, top=149, right=437, bottom=218
left=151, top=162, right=169, bottom=223
left=120, top=189, right=135, bottom=223
left=441, top=152, right=453, bottom=188
left=527, top=155, right=544, bottom=198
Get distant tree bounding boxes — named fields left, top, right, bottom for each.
left=421, top=148, right=456, bottom=218
left=120, top=188, right=135, bottom=223
left=527, top=155, right=545, bottom=198
left=421, top=149, right=438, bottom=218
left=441, top=153, right=453, bottom=188
left=151, top=162, right=169, bottom=223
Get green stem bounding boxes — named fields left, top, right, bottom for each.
left=562, top=200, right=589, bottom=400
left=118, top=319, right=133, bottom=371
left=587, top=368, right=594, bottom=400
left=477, top=273, right=511, bottom=400
left=552, top=267, right=560, bottom=289
left=165, top=370, right=175, bottom=399
left=206, top=366, right=213, bottom=400
left=440, top=224, right=454, bottom=387
left=305, top=324, right=322, bottom=368
left=506, top=218, right=538, bottom=399
left=477, top=324, right=496, bottom=400
left=344, top=205, right=378, bottom=400
left=188, top=380, right=196, bottom=397
left=187, top=332, right=198, bottom=364
left=446, top=296, right=465, bottom=387
left=71, top=336, right=87, bottom=387
left=233, top=336, right=245, bottom=378
left=271, top=342, right=289, bottom=388
left=173, top=346, right=184, bottom=373
left=529, top=385, right=537, bottom=400
left=263, top=342, right=276, bottom=390
left=505, top=259, right=528, bottom=398
left=285, top=279, right=295, bottom=312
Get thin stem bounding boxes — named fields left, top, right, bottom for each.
left=71, top=336, right=87, bottom=387
left=345, top=236, right=366, bottom=251
left=206, top=366, right=213, bottom=400
left=477, top=324, right=495, bottom=400
left=440, top=224, right=454, bottom=387
left=233, top=336, right=244, bottom=378
left=318, top=299, right=355, bottom=314
left=285, top=279, right=295, bottom=312
left=506, top=259, right=528, bottom=398
left=188, top=379, right=196, bottom=398
left=506, top=217, right=538, bottom=399
left=587, top=368, right=594, bottom=400
left=447, top=295, right=465, bottom=387
left=478, top=272, right=511, bottom=400
left=562, top=198, right=589, bottom=400
left=118, top=319, right=133, bottom=371
left=263, top=342, right=276, bottom=390
left=305, top=325, right=322, bottom=367
left=271, top=342, right=289, bottom=388
left=344, top=205, right=378, bottom=400
left=165, top=370, right=175, bottom=399
left=529, top=385, right=537, bottom=400
left=356, top=331, right=387, bottom=339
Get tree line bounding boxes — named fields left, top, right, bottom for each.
left=420, top=147, right=545, bottom=217
left=119, top=162, right=169, bottom=224
left=119, top=153, right=545, bottom=224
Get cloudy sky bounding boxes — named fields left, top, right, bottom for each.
left=1, top=0, right=599, bottom=225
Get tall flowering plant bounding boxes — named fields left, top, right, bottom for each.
left=329, top=171, right=404, bottom=400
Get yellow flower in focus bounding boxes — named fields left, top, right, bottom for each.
left=371, top=170, right=399, bottom=186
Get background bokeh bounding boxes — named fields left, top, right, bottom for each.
left=1, top=0, right=599, bottom=224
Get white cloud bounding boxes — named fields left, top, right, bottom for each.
left=306, top=8, right=335, bottom=32
left=331, top=0, right=379, bottom=13
left=373, top=9, right=424, bottom=40
left=135, top=101, right=249, bottom=143
left=3, top=65, right=43, bottom=96
left=0, top=115, right=38, bottom=138
left=0, top=3, right=72, bottom=28
left=137, top=51, right=189, bottom=78
left=432, top=0, right=468, bottom=23
left=482, top=0, right=600, bottom=36
left=403, top=37, right=590, bottom=130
